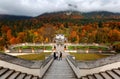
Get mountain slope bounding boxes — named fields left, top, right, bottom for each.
left=36, top=11, right=120, bottom=20
left=0, top=11, right=120, bottom=21
left=0, top=14, right=32, bottom=20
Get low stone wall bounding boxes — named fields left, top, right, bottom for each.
left=66, top=54, right=120, bottom=78
left=78, top=62, right=120, bottom=77
left=66, top=56, right=80, bottom=78
left=65, top=50, right=77, bottom=53
left=40, top=56, right=54, bottom=78
left=0, top=60, right=40, bottom=76
left=0, top=53, right=54, bottom=78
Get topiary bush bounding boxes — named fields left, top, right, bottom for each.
left=113, top=44, right=120, bottom=53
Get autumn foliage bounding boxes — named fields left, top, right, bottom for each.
left=0, top=12, right=120, bottom=51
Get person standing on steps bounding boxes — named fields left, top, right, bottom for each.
left=56, top=52, right=59, bottom=60
left=53, top=52, right=56, bottom=60
left=59, top=51, right=62, bottom=60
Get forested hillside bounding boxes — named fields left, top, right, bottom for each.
left=0, top=14, right=31, bottom=20
left=0, top=11, right=120, bottom=51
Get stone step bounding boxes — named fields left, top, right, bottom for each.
left=24, top=74, right=33, bottom=79
left=49, top=67, right=71, bottom=70
left=0, top=69, right=14, bottom=79
left=106, top=70, right=120, bottom=79
left=81, top=76, right=89, bottom=79
left=87, top=75, right=96, bottom=79
left=80, top=68, right=120, bottom=79
left=45, top=73, right=74, bottom=76
left=0, top=66, right=40, bottom=79
left=100, top=72, right=112, bottom=79
left=112, top=69, right=120, bottom=76
left=43, top=58, right=77, bottom=79
left=43, top=75, right=77, bottom=79
left=8, top=71, right=21, bottom=79
left=45, top=69, right=73, bottom=73
left=0, top=68, right=9, bottom=76
left=16, top=73, right=26, bottom=79
left=32, top=76, right=39, bottom=79
left=44, top=74, right=75, bottom=77
left=93, top=73, right=104, bottom=79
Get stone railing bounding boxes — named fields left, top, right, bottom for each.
left=40, top=55, right=54, bottom=77
left=67, top=56, right=77, bottom=67
left=66, top=54, right=120, bottom=78
left=66, top=55, right=80, bottom=78
left=0, top=52, right=54, bottom=78
left=41, top=55, right=53, bottom=67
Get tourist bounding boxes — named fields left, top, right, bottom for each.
left=59, top=52, right=62, bottom=60
left=56, top=52, right=58, bottom=60
left=53, top=52, right=56, bottom=60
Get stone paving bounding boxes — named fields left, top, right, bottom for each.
left=42, top=58, right=77, bottom=79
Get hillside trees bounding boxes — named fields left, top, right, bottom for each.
left=0, top=15, right=120, bottom=51
left=108, top=29, right=120, bottom=43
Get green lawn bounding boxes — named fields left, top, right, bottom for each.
left=17, top=52, right=51, bottom=60
left=14, top=46, right=52, bottom=50
left=68, top=46, right=108, bottom=50
left=70, top=53, right=110, bottom=61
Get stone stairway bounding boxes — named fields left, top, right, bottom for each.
left=0, top=66, right=39, bottom=79
left=42, top=58, right=77, bottom=79
left=80, top=68, right=120, bottom=79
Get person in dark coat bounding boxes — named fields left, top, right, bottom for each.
left=59, top=52, right=62, bottom=60
left=53, top=52, right=56, bottom=59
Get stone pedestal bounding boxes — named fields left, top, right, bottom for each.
left=18, top=48, right=22, bottom=53
left=32, top=48, right=35, bottom=53
left=86, top=50, right=89, bottom=53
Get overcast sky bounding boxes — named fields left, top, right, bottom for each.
left=0, top=0, right=120, bottom=16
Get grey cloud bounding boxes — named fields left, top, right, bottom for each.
left=0, top=0, right=120, bottom=16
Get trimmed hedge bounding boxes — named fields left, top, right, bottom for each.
left=14, top=46, right=52, bottom=50
left=68, top=46, right=108, bottom=50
